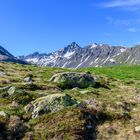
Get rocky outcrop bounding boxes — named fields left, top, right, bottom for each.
left=25, top=93, right=78, bottom=118
left=50, top=72, right=96, bottom=89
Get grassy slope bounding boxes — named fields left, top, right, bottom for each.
left=0, top=62, right=140, bottom=140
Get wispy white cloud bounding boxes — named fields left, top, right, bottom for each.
left=106, top=17, right=131, bottom=26
left=106, top=17, right=139, bottom=32
left=101, top=0, right=140, bottom=11
left=106, top=17, right=140, bottom=27
left=127, top=28, right=137, bottom=32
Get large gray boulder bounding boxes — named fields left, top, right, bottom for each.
left=25, top=93, right=78, bottom=118
left=49, top=72, right=96, bottom=89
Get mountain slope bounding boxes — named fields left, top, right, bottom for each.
left=0, top=46, right=27, bottom=64
left=115, top=45, right=140, bottom=65
left=19, top=42, right=128, bottom=68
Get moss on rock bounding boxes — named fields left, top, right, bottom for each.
left=25, top=93, right=78, bottom=118
left=50, top=72, right=96, bottom=89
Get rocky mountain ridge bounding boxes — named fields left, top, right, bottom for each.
left=0, top=46, right=27, bottom=64
left=19, top=42, right=130, bottom=68
left=1, top=42, right=140, bottom=67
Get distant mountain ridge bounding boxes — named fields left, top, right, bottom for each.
left=1, top=42, right=140, bottom=67
left=19, top=42, right=130, bottom=68
left=0, top=46, right=27, bottom=64
left=115, top=45, right=140, bottom=65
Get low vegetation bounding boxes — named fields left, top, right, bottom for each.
left=0, top=62, right=140, bottom=140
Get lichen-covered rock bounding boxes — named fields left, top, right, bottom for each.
left=8, top=86, right=16, bottom=96
left=7, top=87, right=32, bottom=105
left=49, top=72, right=96, bottom=89
left=0, top=71, right=5, bottom=77
left=25, top=93, right=78, bottom=118
left=24, top=77, right=33, bottom=83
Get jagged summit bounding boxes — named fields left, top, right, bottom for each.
left=31, top=52, right=40, bottom=56
left=19, top=42, right=129, bottom=68
left=68, top=42, right=81, bottom=48
left=62, top=42, right=81, bottom=53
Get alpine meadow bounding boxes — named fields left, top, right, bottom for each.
left=1, top=0, right=140, bottom=140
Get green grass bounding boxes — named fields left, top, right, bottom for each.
left=79, top=65, right=140, bottom=80
left=1, top=62, right=140, bottom=140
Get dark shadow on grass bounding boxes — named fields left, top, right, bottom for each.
left=95, top=82, right=110, bottom=90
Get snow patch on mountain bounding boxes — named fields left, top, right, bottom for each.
left=64, top=51, right=75, bottom=59
left=91, top=43, right=97, bottom=49
left=120, top=48, right=127, bottom=53
left=110, top=58, right=115, bottom=62
left=19, top=42, right=130, bottom=68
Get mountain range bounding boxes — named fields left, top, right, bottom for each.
left=1, top=42, right=140, bottom=68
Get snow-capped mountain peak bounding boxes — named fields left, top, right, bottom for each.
left=90, top=43, right=98, bottom=49
left=19, top=42, right=130, bottom=68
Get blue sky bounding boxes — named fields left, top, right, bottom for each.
left=0, top=0, right=140, bottom=55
